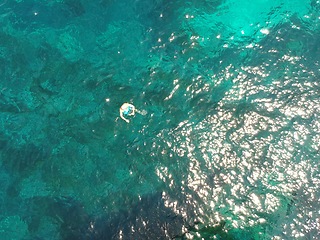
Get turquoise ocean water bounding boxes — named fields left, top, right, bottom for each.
left=0, top=0, right=319, bottom=239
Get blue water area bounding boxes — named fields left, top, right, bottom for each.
left=0, top=0, right=320, bottom=239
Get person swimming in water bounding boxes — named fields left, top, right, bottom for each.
left=119, top=103, right=135, bottom=123
left=119, top=102, right=147, bottom=123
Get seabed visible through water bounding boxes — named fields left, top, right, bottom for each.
left=0, top=0, right=319, bottom=239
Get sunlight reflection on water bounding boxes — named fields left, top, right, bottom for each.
left=151, top=18, right=320, bottom=236
left=0, top=0, right=319, bottom=239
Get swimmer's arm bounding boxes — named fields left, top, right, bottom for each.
left=135, top=108, right=147, bottom=116
left=120, top=111, right=130, bottom=123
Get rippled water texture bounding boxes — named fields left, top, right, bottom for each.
left=0, top=0, right=319, bottom=239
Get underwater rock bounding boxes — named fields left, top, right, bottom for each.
left=87, top=193, right=187, bottom=239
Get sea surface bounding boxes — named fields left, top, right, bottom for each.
left=0, top=0, right=319, bottom=239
